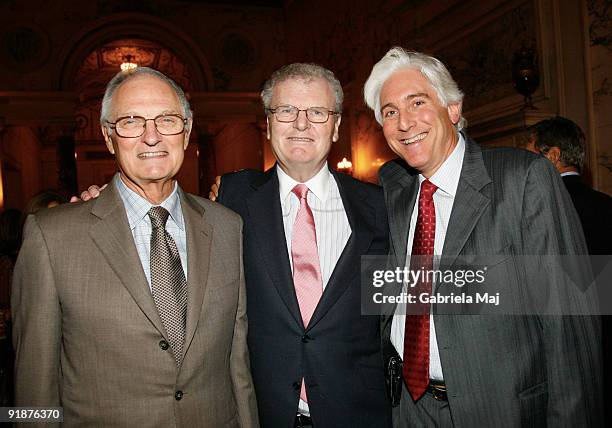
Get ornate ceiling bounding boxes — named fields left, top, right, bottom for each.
left=75, top=38, right=193, bottom=101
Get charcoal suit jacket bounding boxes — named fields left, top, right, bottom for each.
left=12, top=180, right=258, bottom=427
left=379, top=136, right=602, bottom=427
left=218, top=167, right=392, bottom=428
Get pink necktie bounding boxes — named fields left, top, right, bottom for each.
left=291, top=184, right=323, bottom=402
left=403, top=179, right=437, bottom=401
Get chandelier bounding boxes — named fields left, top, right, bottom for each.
left=120, top=54, right=138, bottom=72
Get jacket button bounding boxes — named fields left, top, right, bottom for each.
left=175, top=390, right=183, bottom=401
left=159, top=340, right=169, bottom=350
left=301, top=334, right=311, bottom=343
left=292, top=381, right=301, bottom=391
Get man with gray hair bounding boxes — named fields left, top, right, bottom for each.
left=13, top=67, right=258, bottom=426
left=213, top=63, right=392, bottom=427
left=526, top=116, right=612, bottom=255
left=364, top=48, right=602, bottom=426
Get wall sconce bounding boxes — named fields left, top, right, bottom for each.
left=337, top=157, right=353, bottom=175
left=512, top=45, right=539, bottom=110
left=120, top=54, right=138, bottom=72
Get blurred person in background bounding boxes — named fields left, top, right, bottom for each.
left=526, top=116, right=612, bottom=255
left=23, top=189, right=66, bottom=217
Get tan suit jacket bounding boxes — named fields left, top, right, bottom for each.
left=12, top=181, right=259, bottom=427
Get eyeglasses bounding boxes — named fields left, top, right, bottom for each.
left=106, top=114, right=188, bottom=138
left=267, top=105, right=339, bottom=123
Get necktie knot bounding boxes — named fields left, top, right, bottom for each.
left=420, top=180, right=438, bottom=200
left=292, top=183, right=310, bottom=200
left=148, top=206, right=170, bottom=229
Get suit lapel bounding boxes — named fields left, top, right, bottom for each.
left=382, top=161, right=419, bottom=268
left=180, top=191, right=212, bottom=357
left=307, top=171, right=375, bottom=329
left=246, top=169, right=303, bottom=328
left=89, top=182, right=165, bottom=335
left=441, top=137, right=491, bottom=269
left=379, top=161, right=419, bottom=332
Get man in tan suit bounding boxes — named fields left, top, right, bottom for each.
left=12, top=67, right=258, bottom=427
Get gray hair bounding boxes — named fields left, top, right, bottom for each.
left=363, top=47, right=466, bottom=130
left=100, top=67, right=192, bottom=130
left=528, top=116, right=586, bottom=170
left=261, top=63, right=344, bottom=113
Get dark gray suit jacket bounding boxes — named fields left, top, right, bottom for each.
left=379, top=136, right=602, bottom=427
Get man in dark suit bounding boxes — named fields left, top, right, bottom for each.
left=363, top=48, right=603, bottom=426
left=527, top=116, right=611, bottom=424
left=527, top=116, right=612, bottom=255
left=216, top=64, right=391, bottom=427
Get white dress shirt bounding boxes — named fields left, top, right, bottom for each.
left=277, top=163, right=352, bottom=415
left=115, top=174, right=188, bottom=289
left=391, top=133, right=465, bottom=381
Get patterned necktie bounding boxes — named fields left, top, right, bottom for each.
left=149, top=206, right=188, bottom=367
left=291, top=184, right=323, bottom=402
left=403, top=179, right=437, bottom=401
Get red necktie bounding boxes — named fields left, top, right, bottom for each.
left=403, top=179, right=437, bottom=401
left=291, top=184, right=323, bottom=402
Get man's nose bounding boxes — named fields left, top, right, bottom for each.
left=398, top=109, right=416, bottom=132
left=293, top=110, right=311, bottom=131
left=142, top=119, right=162, bottom=145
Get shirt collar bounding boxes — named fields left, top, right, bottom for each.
left=277, top=162, right=331, bottom=203
left=114, top=173, right=185, bottom=231
left=561, top=171, right=580, bottom=177
left=419, top=131, right=465, bottom=198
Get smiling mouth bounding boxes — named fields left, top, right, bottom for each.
left=137, top=151, right=168, bottom=159
left=400, top=132, right=428, bottom=145
left=287, top=137, right=314, bottom=142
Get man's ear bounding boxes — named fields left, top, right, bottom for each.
left=266, top=116, right=271, bottom=140
left=101, top=126, right=115, bottom=154
left=332, top=114, right=341, bottom=142
left=546, top=146, right=561, bottom=165
left=447, top=102, right=462, bottom=125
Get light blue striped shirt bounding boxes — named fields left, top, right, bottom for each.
left=114, top=174, right=188, bottom=289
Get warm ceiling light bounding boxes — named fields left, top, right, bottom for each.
left=337, top=157, right=352, bottom=170
left=120, top=54, right=137, bottom=72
